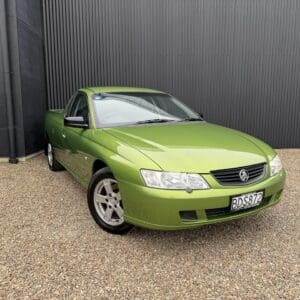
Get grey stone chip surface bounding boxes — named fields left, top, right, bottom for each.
left=0, top=150, right=299, bottom=299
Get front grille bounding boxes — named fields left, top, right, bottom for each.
left=205, top=195, right=272, bottom=219
left=211, top=163, right=266, bottom=186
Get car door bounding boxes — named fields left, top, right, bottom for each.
left=63, top=92, right=93, bottom=184
left=56, top=95, right=75, bottom=167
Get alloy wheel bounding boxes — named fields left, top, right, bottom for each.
left=93, top=178, right=124, bottom=226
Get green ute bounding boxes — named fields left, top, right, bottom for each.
left=45, top=87, right=285, bottom=234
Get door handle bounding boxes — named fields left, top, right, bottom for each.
left=62, top=133, right=66, bottom=139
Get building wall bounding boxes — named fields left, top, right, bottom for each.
left=16, top=0, right=47, bottom=155
left=43, top=0, right=300, bottom=148
left=0, top=37, right=9, bottom=157
left=0, top=0, right=46, bottom=158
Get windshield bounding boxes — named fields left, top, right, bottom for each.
left=92, top=92, right=201, bottom=127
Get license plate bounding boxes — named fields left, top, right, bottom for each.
left=231, top=191, right=264, bottom=212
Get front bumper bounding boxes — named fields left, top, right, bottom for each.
left=119, top=170, right=286, bottom=230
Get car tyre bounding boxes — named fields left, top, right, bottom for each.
left=46, top=141, right=65, bottom=171
left=88, top=167, right=133, bottom=235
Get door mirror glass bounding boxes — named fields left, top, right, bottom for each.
left=64, top=116, right=89, bottom=128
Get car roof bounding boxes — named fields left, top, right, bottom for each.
left=80, top=86, right=164, bottom=94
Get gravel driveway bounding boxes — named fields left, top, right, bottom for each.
left=0, top=149, right=299, bottom=299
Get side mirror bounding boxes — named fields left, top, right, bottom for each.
left=64, top=116, right=89, bottom=128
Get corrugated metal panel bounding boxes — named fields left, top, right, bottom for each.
left=42, top=0, right=300, bottom=148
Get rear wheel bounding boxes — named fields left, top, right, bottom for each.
left=88, top=168, right=133, bottom=234
left=46, top=142, right=64, bottom=171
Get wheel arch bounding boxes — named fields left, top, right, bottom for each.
left=92, top=159, right=109, bottom=174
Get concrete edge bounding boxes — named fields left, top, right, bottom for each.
left=0, top=150, right=43, bottom=163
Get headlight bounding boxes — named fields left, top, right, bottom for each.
left=269, top=155, right=282, bottom=176
left=140, top=169, right=210, bottom=190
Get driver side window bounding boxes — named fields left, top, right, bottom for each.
left=68, top=93, right=89, bottom=119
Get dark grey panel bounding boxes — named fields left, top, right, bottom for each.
left=16, top=0, right=43, bottom=38
left=0, top=0, right=46, bottom=158
left=0, top=128, right=9, bottom=156
left=0, top=0, right=10, bottom=157
left=42, top=0, right=300, bottom=148
left=0, top=38, right=9, bottom=156
left=17, top=13, right=47, bottom=155
left=6, top=0, right=26, bottom=158
left=0, top=41, right=8, bottom=129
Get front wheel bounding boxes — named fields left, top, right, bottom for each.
left=87, top=168, right=133, bottom=234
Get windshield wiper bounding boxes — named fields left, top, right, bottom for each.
left=178, top=117, right=203, bottom=122
left=135, top=118, right=176, bottom=125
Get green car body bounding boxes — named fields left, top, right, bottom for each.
left=45, top=87, right=285, bottom=231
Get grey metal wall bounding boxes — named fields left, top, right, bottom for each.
left=0, top=21, right=9, bottom=156
left=42, top=0, right=300, bottom=148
